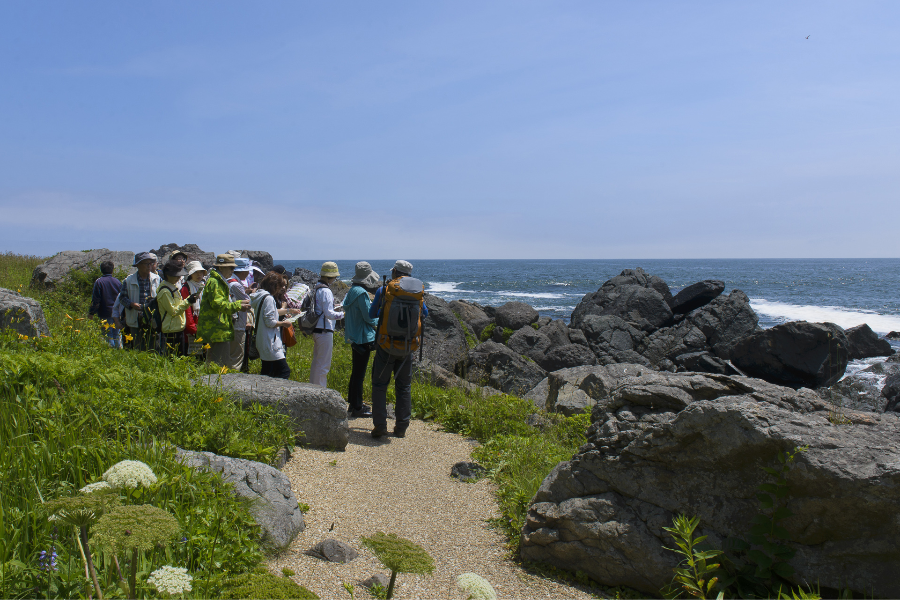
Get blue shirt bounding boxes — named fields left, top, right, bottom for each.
left=344, top=285, right=378, bottom=345
left=368, top=278, right=429, bottom=320
left=89, top=274, right=122, bottom=320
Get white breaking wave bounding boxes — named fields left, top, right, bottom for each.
left=427, top=282, right=473, bottom=294
left=491, top=291, right=567, bottom=299
left=750, top=299, right=900, bottom=334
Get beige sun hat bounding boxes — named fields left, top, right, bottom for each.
left=392, top=259, right=413, bottom=276
left=185, top=261, right=207, bottom=277
left=320, top=261, right=340, bottom=278
left=351, top=261, right=381, bottom=290
left=214, top=254, right=237, bottom=268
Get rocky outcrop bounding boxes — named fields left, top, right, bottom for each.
left=819, top=354, right=900, bottom=413
left=31, top=249, right=135, bottom=289
left=0, top=288, right=50, bottom=338
left=571, top=268, right=673, bottom=332
left=153, top=243, right=215, bottom=267
left=670, top=280, right=724, bottom=314
left=580, top=315, right=650, bottom=367
left=458, top=341, right=546, bottom=396
left=291, top=267, right=320, bottom=288
left=540, top=344, right=597, bottom=372
left=197, top=373, right=349, bottom=449
left=449, top=300, right=492, bottom=337
left=672, top=351, right=736, bottom=376
left=731, top=321, right=850, bottom=389
left=884, top=373, right=900, bottom=412
left=237, top=250, right=274, bottom=272
left=176, top=449, right=305, bottom=551
left=539, top=319, right=571, bottom=349
left=844, top=323, right=894, bottom=359
left=494, top=301, right=539, bottom=331
left=507, top=327, right=552, bottom=363
left=418, top=293, right=470, bottom=372
left=520, top=369, right=900, bottom=596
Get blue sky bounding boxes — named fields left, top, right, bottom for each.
left=1, top=1, right=898, bottom=259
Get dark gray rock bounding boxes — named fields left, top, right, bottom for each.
left=819, top=354, right=900, bottom=413
left=414, top=359, right=502, bottom=398
left=360, top=574, right=391, bottom=589
left=882, top=372, right=900, bottom=413
left=887, top=331, right=900, bottom=341
left=520, top=372, right=899, bottom=596
left=536, top=316, right=552, bottom=328
left=731, top=321, right=850, bottom=389
left=672, top=351, right=735, bottom=375
left=31, top=249, right=135, bottom=289
left=845, top=324, right=894, bottom=359
left=0, top=288, right=50, bottom=337
left=580, top=315, right=650, bottom=366
left=494, top=301, right=539, bottom=331
left=571, top=268, right=673, bottom=332
left=197, top=373, right=349, bottom=449
left=153, top=243, right=215, bottom=268
left=306, top=539, right=358, bottom=563
left=507, top=327, right=552, bottom=362
left=540, top=344, right=598, bottom=372
left=458, top=341, right=547, bottom=396
left=524, top=378, right=550, bottom=410
left=568, top=328, right=589, bottom=347
left=291, top=267, right=319, bottom=288
left=417, top=293, right=470, bottom=373
left=539, top=319, right=571, bottom=348
left=451, top=461, right=486, bottom=481
left=491, top=324, right=507, bottom=343
left=671, top=280, right=725, bottom=314
left=176, top=449, right=304, bottom=551
left=449, top=300, right=493, bottom=337
left=235, top=249, right=274, bottom=272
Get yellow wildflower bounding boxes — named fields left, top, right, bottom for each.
left=215, top=397, right=223, bottom=403
left=74, top=329, right=80, bottom=333
left=195, top=337, right=203, bottom=343
left=219, top=366, right=228, bottom=374
left=18, top=334, right=29, bottom=341
left=124, top=334, right=134, bottom=342
left=65, top=313, right=73, bottom=320
left=202, top=343, right=211, bottom=350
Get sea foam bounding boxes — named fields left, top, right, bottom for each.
left=750, top=299, right=900, bottom=334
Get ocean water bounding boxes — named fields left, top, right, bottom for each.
left=278, top=258, right=900, bottom=335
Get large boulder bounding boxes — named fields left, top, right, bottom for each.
left=845, top=324, right=894, bottom=359
left=494, top=301, right=539, bottom=331
left=31, top=249, right=134, bottom=289
left=731, top=321, right=850, bottom=389
left=416, top=293, right=470, bottom=372
left=580, top=315, right=650, bottom=366
left=448, top=300, right=492, bottom=337
left=540, top=344, right=598, bottom=373
left=231, top=249, right=274, bottom=272
left=291, top=267, right=320, bottom=288
left=671, top=280, right=724, bottom=314
left=0, top=288, right=50, bottom=337
left=152, top=243, right=215, bottom=267
left=571, top=268, right=673, bottom=332
left=197, top=373, right=349, bottom=449
left=819, top=354, right=900, bottom=413
left=672, top=351, right=736, bottom=376
left=520, top=370, right=899, bottom=596
left=457, top=341, right=547, bottom=396
left=507, top=327, right=553, bottom=363
left=538, top=319, right=571, bottom=349
left=414, top=359, right=501, bottom=397
left=176, top=449, right=305, bottom=551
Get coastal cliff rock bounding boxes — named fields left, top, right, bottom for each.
left=538, top=319, right=571, bottom=348
left=540, top=344, right=597, bottom=372
left=820, top=354, right=900, bottom=413
left=571, top=268, right=673, bottom=332
left=844, top=323, right=894, bottom=359
left=731, top=321, right=850, bottom=388
left=458, top=341, right=546, bottom=396
left=0, top=288, right=50, bottom=338
left=417, top=293, right=470, bottom=372
left=507, top=327, right=553, bottom=363
left=670, top=279, right=725, bottom=314
left=520, top=368, right=900, bottom=596
left=448, top=300, right=492, bottom=336
left=494, top=301, right=540, bottom=331
left=31, top=248, right=135, bottom=289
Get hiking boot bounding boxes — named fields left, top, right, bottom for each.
left=348, top=404, right=373, bottom=418
left=371, top=426, right=389, bottom=439
left=393, top=426, right=407, bottom=438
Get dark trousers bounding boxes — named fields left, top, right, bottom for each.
left=261, top=358, right=291, bottom=379
left=241, top=329, right=252, bottom=373
left=371, top=346, right=412, bottom=431
left=127, top=325, right=154, bottom=351
left=160, top=331, right=185, bottom=356
left=348, top=342, right=374, bottom=410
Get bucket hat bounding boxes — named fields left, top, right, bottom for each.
left=168, top=250, right=189, bottom=262
left=392, top=259, right=413, bottom=276
left=133, top=251, right=155, bottom=266
left=185, top=261, right=207, bottom=277
left=214, top=254, right=237, bottom=268
left=163, top=261, right=188, bottom=278
left=234, top=258, right=251, bottom=272
left=320, top=261, right=340, bottom=278
left=351, top=261, right=381, bottom=290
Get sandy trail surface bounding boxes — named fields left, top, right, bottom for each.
left=269, top=419, right=596, bottom=599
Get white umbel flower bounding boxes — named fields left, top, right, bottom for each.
left=457, top=573, right=497, bottom=600
left=79, top=481, right=112, bottom=494
left=147, top=565, right=192, bottom=597
left=102, top=460, right=157, bottom=489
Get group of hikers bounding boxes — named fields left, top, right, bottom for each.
left=89, top=251, right=428, bottom=438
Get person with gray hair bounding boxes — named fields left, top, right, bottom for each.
left=367, top=259, right=428, bottom=438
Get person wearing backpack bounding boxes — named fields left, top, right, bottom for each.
left=309, top=262, right=345, bottom=388
left=250, top=272, right=299, bottom=379
left=343, top=261, right=381, bottom=418
left=197, top=253, right=251, bottom=368
left=157, top=261, right=197, bottom=356
left=368, top=260, right=428, bottom=439
left=114, top=251, right=160, bottom=351
left=180, top=261, right=207, bottom=357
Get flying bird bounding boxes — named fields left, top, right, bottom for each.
left=806, top=35, right=810, bottom=39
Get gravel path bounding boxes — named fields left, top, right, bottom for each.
left=269, top=419, right=597, bottom=600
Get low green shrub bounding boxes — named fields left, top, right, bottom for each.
left=222, top=570, right=319, bottom=599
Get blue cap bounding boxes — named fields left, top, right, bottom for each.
left=234, top=257, right=251, bottom=271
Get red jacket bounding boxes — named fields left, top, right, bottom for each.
left=180, top=284, right=198, bottom=335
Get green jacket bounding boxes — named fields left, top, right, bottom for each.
left=197, top=270, right=242, bottom=343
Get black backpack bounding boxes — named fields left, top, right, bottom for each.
left=141, top=286, right=175, bottom=331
